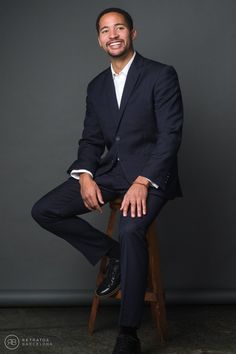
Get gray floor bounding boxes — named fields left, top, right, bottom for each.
left=0, top=305, right=236, bottom=354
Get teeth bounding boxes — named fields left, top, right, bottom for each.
left=110, top=42, right=121, bottom=46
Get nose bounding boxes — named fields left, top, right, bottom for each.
left=109, top=27, right=119, bottom=39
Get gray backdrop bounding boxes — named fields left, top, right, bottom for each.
left=1, top=0, right=235, bottom=306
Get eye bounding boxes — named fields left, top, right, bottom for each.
left=100, top=28, right=108, bottom=34
left=116, top=26, right=125, bottom=31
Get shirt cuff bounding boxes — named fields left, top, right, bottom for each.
left=146, top=178, right=159, bottom=189
left=70, top=169, right=93, bottom=180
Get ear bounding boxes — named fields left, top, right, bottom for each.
left=98, top=36, right=102, bottom=47
left=131, top=29, right=137, bottom=41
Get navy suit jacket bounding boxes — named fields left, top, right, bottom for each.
left=67, top=52, right=183, bottom=199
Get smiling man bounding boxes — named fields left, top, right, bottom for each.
left=31, top=8, right=183, bottom=354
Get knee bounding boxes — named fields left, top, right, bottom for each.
left=31, top=200, right=44, bottom=225
left=31, top=199, right=54, bottom=226
left=119, top=222, right=146, bottom=244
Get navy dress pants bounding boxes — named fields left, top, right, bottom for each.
left=31, top=161, right=167, bottom=328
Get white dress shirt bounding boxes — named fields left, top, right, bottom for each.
left=70, top=52, right=158, bottom=189
left=111, top=51, right=136, bottom=107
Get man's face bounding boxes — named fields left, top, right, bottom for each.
left=98, top=12, right=136, bottom=58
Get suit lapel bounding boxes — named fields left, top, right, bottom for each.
left=103, top=53, right=144, bottom=138
left=120, top=55, right=143, bottom=110
left=114, top=53, right=144, bottom=134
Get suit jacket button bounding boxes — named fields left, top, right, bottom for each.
left=115, top=136, right=120, bottom=141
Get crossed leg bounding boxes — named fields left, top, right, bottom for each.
left=31, top=176, right=121, bottom=266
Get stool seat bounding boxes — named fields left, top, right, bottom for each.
left=88, top=198, right=168, bottom=344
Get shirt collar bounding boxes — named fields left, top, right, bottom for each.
left=111, top=51, right=136, bottom=77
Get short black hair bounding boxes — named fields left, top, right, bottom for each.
left=96, top=7, right=134, bottom=33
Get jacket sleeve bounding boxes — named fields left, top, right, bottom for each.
left=66, top=84, right=106, bottom=176
left=140, top=65, right=183, bottom=189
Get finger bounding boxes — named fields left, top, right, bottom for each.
left=122, top=199, right=129, bottom=217
left=84, top=201, right=93, bottom=211
left=87, top=195, right=96, bottom=210
left=137, top=198, right=142, bottom=217
left=131, top=201, right=136, bottom=218
left=142, top=198, right=147, bottom=215
left=89, top=195, right=103, bottom=213
left=120, top=196, right=126, bottom=211
left=96, top=187, right=104, bottom=205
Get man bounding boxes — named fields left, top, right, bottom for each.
left=31, top=7, right=183, bottom=354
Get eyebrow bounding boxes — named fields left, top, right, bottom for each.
left=99, top=23, right=127, bottom=32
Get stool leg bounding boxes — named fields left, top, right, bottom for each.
left=150, top=301, right=167, bottom=344
left=88, top=295, right=100, bottom=335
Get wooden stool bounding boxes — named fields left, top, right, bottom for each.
left=88, top=198, right=168, bottom=344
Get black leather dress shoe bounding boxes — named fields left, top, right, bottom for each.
left=95, top=258, right=120, bottom=297
left=112, top=334, right=141, bottom=354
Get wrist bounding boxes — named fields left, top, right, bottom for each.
left=79, top=172, right=93, bottom=181
left=133, top=176, right=150, bottom=188
left=132, top=181, right=148, bottom=188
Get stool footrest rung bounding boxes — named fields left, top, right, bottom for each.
left=109, top=290, right=160, bottom=303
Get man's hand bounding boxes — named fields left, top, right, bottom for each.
left=79, top=173, right=104, bottom=212
left=120, top=176, right=149, bottom=217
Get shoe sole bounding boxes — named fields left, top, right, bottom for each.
left=95, top=283, right=121, bottom=298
